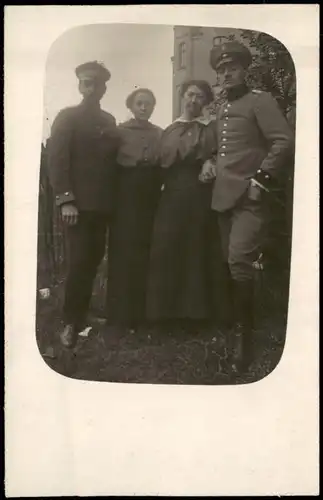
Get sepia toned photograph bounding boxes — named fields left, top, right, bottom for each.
left=36, top=23, right=296, bottom=385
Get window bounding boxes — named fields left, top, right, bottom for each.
left=190, top=26, right=203, bottom=37
left=178, top=42, right=187, bottom=69
left=177, top=85, right=182, bottom=117
left=213, top=36, right=228, bottom=47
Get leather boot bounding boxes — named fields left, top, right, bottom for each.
left=230, top=279, right=255, bottom=374
left=217, top=263, right=234, bottom=331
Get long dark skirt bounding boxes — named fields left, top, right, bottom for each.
left=146, top=160, right=225, bottom=323
left=106, top=165, right=161, bottom=327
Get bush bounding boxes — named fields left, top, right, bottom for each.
left=208, top=29, right=296, bottom=118
left=240, top=29, right=296, bottom=115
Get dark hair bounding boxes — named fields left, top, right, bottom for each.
left=126, top=88, right=157, bottom=110
left=75, top=61, right=111, bottom=82
left=180, top=80, right=214, bottom=105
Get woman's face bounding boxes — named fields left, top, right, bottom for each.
left=182, top=85, right=207, bottom=118
left=131, top=92, right=155, bottom=121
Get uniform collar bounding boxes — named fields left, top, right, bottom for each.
left=79, top=99, right=101, bottom=112
left=225, top=83, right=250, bottom=102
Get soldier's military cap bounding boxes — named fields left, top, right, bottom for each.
left=209, top=41, right=252, bottom=71
left=75, top=61, right=111, bottom=83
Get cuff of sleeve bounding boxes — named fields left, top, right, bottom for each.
left=253, top=169, right=272, bottom=190
left=55, top=191, right=75, bottom=207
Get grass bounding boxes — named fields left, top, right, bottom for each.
left=36, top=265, right=289, bottom=386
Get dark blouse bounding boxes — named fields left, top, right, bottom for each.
left=116, top=118, right=163, bottom=167
left=159, top=117, right=218, bottom=169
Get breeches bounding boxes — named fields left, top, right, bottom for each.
left=217, top=198, right=265, bottom=281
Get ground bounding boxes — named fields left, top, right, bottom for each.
left=36, top=266, right=289, bottom=386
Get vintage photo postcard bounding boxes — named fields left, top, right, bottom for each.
left=5, top=5, right=319, bottom=497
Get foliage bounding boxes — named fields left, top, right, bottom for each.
left=240, top=29, right=296, bottom=114
left=207, top=29, right=296, bottom=117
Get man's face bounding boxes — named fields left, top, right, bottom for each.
left=78, top=77, right=106, bottom=102
left=216, top=62, right=246, bottom=90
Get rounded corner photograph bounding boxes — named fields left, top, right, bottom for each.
left=36, top=24, right=295, bottom=386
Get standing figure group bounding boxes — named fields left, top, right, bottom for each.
left=47, top=40, right=294, bottom=375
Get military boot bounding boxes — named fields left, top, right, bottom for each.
left=230, top=279, right=255, bottom=374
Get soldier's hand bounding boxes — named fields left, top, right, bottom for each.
left=61, top=203, right=79, bottom=226
left=248, top=180, right=263, bottom=202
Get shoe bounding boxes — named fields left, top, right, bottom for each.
left=59, top=324, right=78, bottom=349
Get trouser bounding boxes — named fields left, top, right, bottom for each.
left=217, top=195, right=267, bottom=335
left=217, top=197, right=265, bottom=282
left=63, top=211, right=109, bottom=327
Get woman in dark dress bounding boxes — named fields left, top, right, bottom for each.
left=106, top=88, right=163, bottom=333
left=146, top=80, right=220, bottom=334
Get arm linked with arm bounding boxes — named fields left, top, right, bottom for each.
left=199, top=119, right=218, bottom=183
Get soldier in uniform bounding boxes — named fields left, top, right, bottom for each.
left=48, top=61, right=120, bottom=348
left=208, top=41, right=294, bottom=373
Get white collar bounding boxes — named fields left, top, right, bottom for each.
left=175, top=115, right=216, bottom=126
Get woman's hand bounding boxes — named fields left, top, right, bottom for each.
left=199, top=158, right=217, bottom=183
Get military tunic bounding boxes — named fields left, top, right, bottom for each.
left=47, top=101, right=120, bottom=327
left=106, top=119, right=163, bottom=327
left=211, top=86, right=294, bottom=281
left=48, top=101, right=119, bottom=212
left=212, top=87, right=294, bottom=212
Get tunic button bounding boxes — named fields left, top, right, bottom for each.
left=225, top=117, right=229, bottom=120
left=188, top=132, right=192, bottom=136
left=228, top=104, right=231, bottom=107
left=221, top=145, right=226, bottom=149
left=222, top=131, right=227, bottom=134
left=224, top=123, right=227, bottom=127
left=220, top=153, right=225, bottom=157
left=64, top=192, right=69, bottom=195
left=223, top=138, right=227, bottom=142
